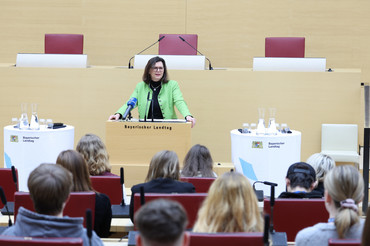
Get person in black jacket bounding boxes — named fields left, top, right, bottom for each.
left=130, top=150, right=195, bottom=222
left=56, top=150, right=112, bottom=238
left=278, top=162, right=322, bottom=199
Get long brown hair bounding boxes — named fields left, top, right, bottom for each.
left=145, top=150, right=180, bottom=182
left=56, top=149, right=93, bottom=192
left=182, top=144, right=215, bottom=177
left=142, top=56, right=169, bottom=84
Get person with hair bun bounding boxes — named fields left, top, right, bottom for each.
left=193, top=172, right=263, bottom=233
left=76, top=133, right=117, bottom=176
left=306, top=153, right=336, bottom=197
left=295, top=165, right=364, bottom=245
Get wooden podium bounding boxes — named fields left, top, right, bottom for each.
left=105, top=121, right=192, bottom=186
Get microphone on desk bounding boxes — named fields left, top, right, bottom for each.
left=11, top=166, right=18, bottom=192
left=178, top=36, right=213, bottom=70
left=122, top=98, right=137, bottom=120
left=120, top=167, right=127, bottom=206
left=86, top=209, right=92, bottom=246
left=0, top=186, right=13, bottom=227
left=144, top=91, right=151, bottom=122
left=128, top=36, right=166, bottom=69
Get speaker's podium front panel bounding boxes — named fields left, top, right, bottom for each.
left=106, top=121, right=191, bottom=185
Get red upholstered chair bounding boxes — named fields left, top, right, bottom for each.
left=180, top=177, right=216, bottom=193
left=14, top=191, right=95, bottom=227
left=45, top=34, right=84, bottom=54
left=263, top=198, right=328, bottom=241
left=0, top=236, right=83, bottom=245
left=158, top=34, right=198, bottom=55
left=265, top=37, right=305, bottom=58
left=134, top=193, right=207, bottom=229
left=90, top=176, right=122, bottom=205
left=189, top=232, right=264, bottom=246
left=0, top=168, right=18, bottom=203
left=328, top=239, right=361, bottom=246
left=0, top=236, right=83, bottom=246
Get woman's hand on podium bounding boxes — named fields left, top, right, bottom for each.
left=108, top=114, right=120, bottom=121
left=186, top=115, right=196, bottom=128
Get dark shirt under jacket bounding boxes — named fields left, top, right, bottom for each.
left=129, top=178, right=195, bottom=222
left=148, top=82, right=163, bottom=120
left=94, top=192, right=112, bottom=238
left=278, top=190, right=323, bottom=199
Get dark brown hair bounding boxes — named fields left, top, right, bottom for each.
left=142, top=56, right=169, bottom=84
left=56, top=149, right=93, bottom=192
left=182, top=144, right=215, bottom=177
left=28, top=163, right=73, bottom=215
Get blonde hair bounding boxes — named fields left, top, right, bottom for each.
left=306, top=153, right=335, bottom=182
left=193, top=172, right=263, bottom=233
left=76, top=134, right=111, bottom=176
left=145, top=150, right=180, bottom=182
left=324, top=165, right=364, bottom=238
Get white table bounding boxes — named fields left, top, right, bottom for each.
left=230, top=129, right=301, bottom=197
left=3, top=125, right=74, bottom=191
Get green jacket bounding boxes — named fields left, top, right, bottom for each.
left=116, top=80, right=191, bottom=120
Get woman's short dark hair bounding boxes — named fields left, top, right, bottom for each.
left=142, top=56, right=169, bottom=84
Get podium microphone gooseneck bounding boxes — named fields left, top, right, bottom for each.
left=0, top=186, right=13, bottom=227
left=178, top=36, right=213, bottom=70
left=144, top=91, right=151, bottom=122
left=128, top=36, right=166, bottom=69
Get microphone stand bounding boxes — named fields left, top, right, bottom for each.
left=144, top=91, right=150, bottom=122
left=151, top=94, right=154, bottom=122
left=178, top=36, right=213, bottom=70
left=128, top=36, right=166, bottom=69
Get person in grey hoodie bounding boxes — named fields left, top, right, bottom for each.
left=1, top=163, right=103, bottom=246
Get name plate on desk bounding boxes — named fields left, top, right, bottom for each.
left=253, top=57, right=326, bottom=72
left=16, top=53, right=88, bottom=68
left=134, top=55, right=205, bottom=70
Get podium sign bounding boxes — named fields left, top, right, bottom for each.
left=106, top=121, right=192, bottom=165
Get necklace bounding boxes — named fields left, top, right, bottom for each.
left=151, top=83, right=161, bottom=91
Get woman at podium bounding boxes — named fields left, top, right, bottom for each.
left=108, top=56, right=196, bottom=127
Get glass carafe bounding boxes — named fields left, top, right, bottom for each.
left=30, top=103, right=40, bottom=130
left=267, top=108, right=278, bottom=135
left=19, top=103, right=29, bottom=130
left=256, top=108, right=266, bottom=135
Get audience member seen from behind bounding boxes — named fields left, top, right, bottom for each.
left=193, top=172, right=263, bottom=233
left=181, top=144, right=217, bottom=178
left=361, top=207, right=370, bottom=246
left=129, top=150, right=195, bottom=222
left=306, top=153, right=335, bottom=197
left=1, top=163, right=103, bottom=245
left=57, top=150, right=112, bottom=238
left=295, top=165, right=364, bottom=245
left=76, top=133, right=117, bottom=176
left=108, top=56, right=196, bottom=127
left=278, top=162, right=322, bottom=198
left=135, top=199, right=189, bottom=246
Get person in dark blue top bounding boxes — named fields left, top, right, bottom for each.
left=130, top=150, right=195, bottom=222
left=278, top=162, right=322, bottom=199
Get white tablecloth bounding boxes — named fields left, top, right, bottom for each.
left=230, top=129, right=301, bottom=197
left=4, top=125, right=74, bottom=191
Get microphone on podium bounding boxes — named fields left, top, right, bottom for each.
left=178, top=36, right=213, bottom=70
left=0, top=186, right=13, bottom=227
left=128, top=36, right=166, bottom=69
left=122, top=98, right=137, bottom=120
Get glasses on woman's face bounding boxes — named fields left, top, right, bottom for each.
left=151, top=66, right=164, bottom=71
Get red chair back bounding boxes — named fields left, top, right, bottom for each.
left=328, top=239, right=361, bottom=246
left=263, top=198, right=328, bottom=241
left=14, top=191, right=95, bottom=227
left=0, top=236, right=83, bottom=245
left=265, top=37, right=305, bottom=58
left=189, top=232, right=264, bottom=246
left=0, top=168, right=18, bottom=202
left=180, top=177, right=216, bottom=193
left=158, top=34, right=198, bottom=55
left=134, top=193, right=207, bottom=229
left=45, top=34, right=84, bottom=54
left=90, top=176, right=122, bottom=205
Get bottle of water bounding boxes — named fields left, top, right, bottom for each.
left=19, top=103, right=29, bottom=130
